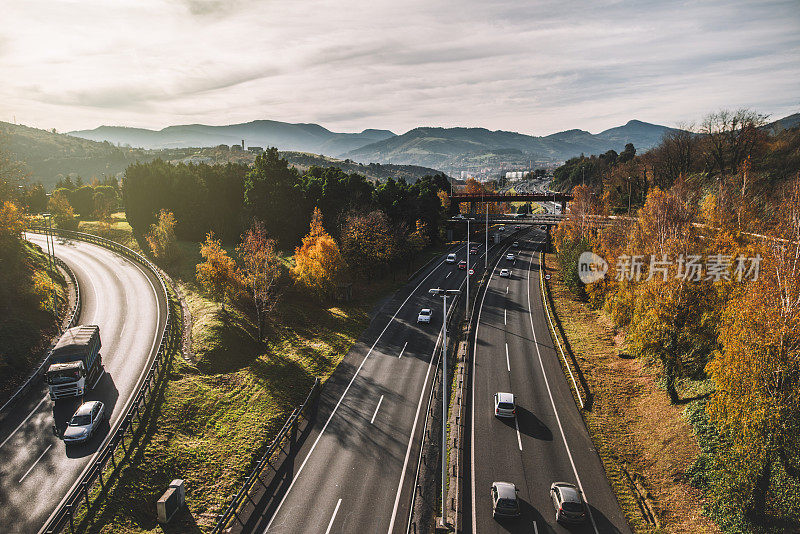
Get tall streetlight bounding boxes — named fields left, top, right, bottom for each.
left=428, top=287, right=460, bottom=523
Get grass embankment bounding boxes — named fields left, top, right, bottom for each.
left=0, top=240, right=69, bottom=403
left=543, top=253, right=718, bottom=534
left=69, top=216, right=447, bottom=532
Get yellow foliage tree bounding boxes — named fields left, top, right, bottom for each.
left=47, top=191, right=77, bottom=230
left=293, top=207, right=344, bottom=299
left=146, top=210, right=179, bottom=264
left=196, top=231, right=237, bottom=311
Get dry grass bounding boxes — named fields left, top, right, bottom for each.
left=544, top=254, right=719, bottom=534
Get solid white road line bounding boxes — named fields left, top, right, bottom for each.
left=398, top=341, right=407, bottom=359
left=534, top=521, right=539, bottom=534
left=505, top=343, right=511, bottom=372
left=371, top=395, right=384, bottom=424
left=325, top=499, right=342, bottom=534
left=264, top=251, right=449, bottom=533
left=19, top=444, right=52, bottom=483
left=0, top=395, right=48, bottom=450
left=514, top=416, right=523, bottom=451
left=504, top=308, right=507, bottom=325
left=526, top=251, right=600, bottom=534
left=446, top=271, right=452, bottom=278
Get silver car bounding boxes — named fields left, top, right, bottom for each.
left=494, top=392, right=516, bottom=418
left=506, top=253, right=515, bottom=261
left=550, top=482, right=588, bottom=523
left=491, top=481, right=520, bottom=519
left=417, top=308, right=432, bottom=324
left=63, top=400, right=105, bottom=444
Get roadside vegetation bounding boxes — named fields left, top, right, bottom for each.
left=0, top=148, right=70, bottom=403
left=552, top=109, right=800, bottom=533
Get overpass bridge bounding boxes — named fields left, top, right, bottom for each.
left=449, top=191, right=573, bottom=212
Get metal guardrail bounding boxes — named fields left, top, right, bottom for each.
left=24, top=227, right=177, bottom=534
left=211, top=378, right=321, bottom=533
left=0, top=251, right=82, bottom=420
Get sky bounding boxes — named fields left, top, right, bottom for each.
left=1, top=0, right=799, bottom=136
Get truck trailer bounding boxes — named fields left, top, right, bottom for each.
left=45, top=325, right=104, bottom=400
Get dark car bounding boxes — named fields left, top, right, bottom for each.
left=550, top=482, right=588, bottom=524
left=458, top=260, right=467, bottom=270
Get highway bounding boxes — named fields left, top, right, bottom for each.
left=0, top=234, right=168, bottom=533
left=248, top=240, right=493, bottom=534
left=468, top=228, right=629, bottom=533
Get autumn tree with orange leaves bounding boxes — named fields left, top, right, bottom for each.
left=237, top=220, right=280, bottom=340
left=196, top=231, right=238, bottom=311
left=705, top=176, right=800, bottom=522
left=293, top=207, right=344, bottom=299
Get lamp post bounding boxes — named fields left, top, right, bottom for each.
left=41, top=212, right=56, bottom=311
left=428, top=287, right=460, bottom=522
left=466, top=218, right=469, bottom=321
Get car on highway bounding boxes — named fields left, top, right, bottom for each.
left=514, top=225, right=522, bottom=230
left=470, top=247, right=478, bottom=255
left=506, top=253, right=515, bottom=261
left=491, top=481, right=520, bottom=519
left=454, top=214, right=465, bottom=219
left=550, top=482, right=588, bottom=524
left=446, top=253, right=456, bottom=264
left=512, top=241, right=519, bottom=248
left=458, top=260, right=467, bottom=270
left=498, top=226, right=505, bottom=232
left=499, top=268, right=510, bottom=278
left=63, top=400, right=105, bottom=444
left=417, top=308, right=432, bottom=324
left=494, top=392, right=516, bottom=418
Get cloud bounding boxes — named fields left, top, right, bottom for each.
left=0, top=0, right=797, bottom=135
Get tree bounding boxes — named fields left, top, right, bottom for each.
left=244, top=147, right=304, bottom=247
left=196, top=232, right=237, bottom=311
left=237, top=220, right=280, bottom=340
left=340, top=210, right=398, bottom=279
left=701, top=109, right=768, bottom=181
left=706, top=177, right=800, bottom=521
left=47, top=191, right=77, bottom=230
left=68, top=185, right=96, bottom=217
left=146, top=210, right=178, bottom=264
left=293, top=207, right=344, bottom=299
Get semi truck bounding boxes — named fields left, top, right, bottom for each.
left=45, top=325, right=104, bottom=400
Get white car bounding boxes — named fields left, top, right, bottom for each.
left=506, top=253, right=515, bottom=261
left=512, top=241, right=519, bottom=248
left=446, top=253, right=456, bottom=264
left=63, top=400, right=105, bottom=444
left=417, top=308, right=432, bottom=323
left=498, top=226, right=506, bottom=232
left=499, top=268, right=510, bottom=278
left=494, top=392, right=516, bottom=418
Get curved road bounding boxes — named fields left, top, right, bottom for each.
left=0, top=234, right=167, bottom=533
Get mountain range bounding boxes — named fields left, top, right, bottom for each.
left=68, top=114, right=800, bottom=172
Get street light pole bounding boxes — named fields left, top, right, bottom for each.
left=428, top=287, right=460, bottom=523
left=465, top=218, right=469, bottom=321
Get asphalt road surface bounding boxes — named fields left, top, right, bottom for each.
left=0, top=234, right=167, bottom=533
left=468, top=228, right=630, bottom=534
left=249, top=240, right=497, bottom=534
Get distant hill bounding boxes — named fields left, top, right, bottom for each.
left=1, top=121, right=154, bottom=190
left=69, top=120, right=397, bottom=154
left=764, top=112, right=800, bottom=133
left=343, top=120, right=681, bottom=169
left=0, top=122, right=439, bottom=190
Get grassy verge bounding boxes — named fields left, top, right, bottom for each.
left=0, top=240, right=69, bottom=403
left=66, top=216, right=445, bottom=532
left=543, top=253, right=718, bottom=534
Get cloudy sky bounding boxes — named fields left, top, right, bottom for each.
left=1, top=0, right=798, bottom=136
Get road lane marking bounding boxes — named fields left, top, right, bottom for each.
left=526, top=252, right=600, bottom=534
left=398, top=341, right=408, bottom=359
left=515, top=416, right=523, bottom=450
left=325, top=499, right=342, bottom=534
left=0, top=395, right=48, bottom=450
left=446, top=271, right=452, bottom=278
left=505, top=343, right=511, bottom=372
left=506, top=286, right=509, bottom=293
left=471, top=245, right=512, bottom=534
left=504, top=308, right=507, bottom=325
left=265, top=249, right=452, bottom=533
left=534, top=521, right=539, bottom=534
left=371, top=395, right=384, bottom=424
left=19, top=444, right=52, bottom=483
